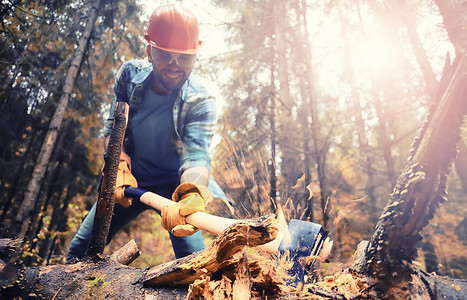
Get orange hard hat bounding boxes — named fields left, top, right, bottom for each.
left=144, top=4, right=202, bottom=55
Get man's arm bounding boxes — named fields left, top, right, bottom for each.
left=180, top=166, right=209, bottom=187
left=178, top=95, right=217, bottom=188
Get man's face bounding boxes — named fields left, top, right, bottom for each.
left=147, top=46, right=196, bottom=95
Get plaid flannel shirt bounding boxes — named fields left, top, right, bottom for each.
left=103, top=60, right=217, bottom=174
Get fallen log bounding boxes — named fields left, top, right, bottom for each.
left=1, top=258, right=189, bottom=299
left=0, top=215, right=288, bottom=299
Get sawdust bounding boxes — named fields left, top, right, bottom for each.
left=312, top=270, right=372, bottom=299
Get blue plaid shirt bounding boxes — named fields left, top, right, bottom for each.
left=104, top=60, right=218, bottom=175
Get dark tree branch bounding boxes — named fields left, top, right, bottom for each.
left=86, top=102, right=128, bottom=258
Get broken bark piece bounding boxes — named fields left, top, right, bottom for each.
left=232, top=252, right=251, bottom=300
left=247, top=253, right=293, bottom=296
left=0, top=238, right=22, bottom=258
left=187, top=274, right=234, bottom=300
left=110, top=239, right=140, bottom=265
left=188, top=252, right=253, bottom=300
left=143, top=214, right=278, bottom=286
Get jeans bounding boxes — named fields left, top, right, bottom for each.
left=66, top=182, right=205, bottom=262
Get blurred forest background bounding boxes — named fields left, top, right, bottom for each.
left=1, top=0, right=466, bottom=279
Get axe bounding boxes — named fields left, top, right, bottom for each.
left=124, top=187, right=328, bottom=283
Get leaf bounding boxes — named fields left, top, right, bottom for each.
left=291, top=173, right=305, bottom=190
left=306, top=182, right=314, bottom=200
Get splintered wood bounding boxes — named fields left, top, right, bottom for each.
left=143, top=214, right=299, bottom=298
left=143, top=214, right=278, bottom=286
left=314, top=271, right=370, bottom=298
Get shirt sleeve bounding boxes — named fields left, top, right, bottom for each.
left=102, top=62, right=130, bottom=137
left=179, top=96, right=218, bottom=174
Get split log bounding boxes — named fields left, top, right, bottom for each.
left=2, top=226, right=467, bottom=299
left=143, top=214, right=278, bottom=286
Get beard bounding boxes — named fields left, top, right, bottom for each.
left=154, top=69, right=190, bottom=94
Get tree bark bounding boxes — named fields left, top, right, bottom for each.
left=273, top=0, right=299, bottom=203
left=14, top=0, right=103, bottom=240
left=336, top=0, right=378, bottom=213
left=268, top=67, right=278, bottom=210
left=434, top=0, right=467, bottom=193
left=360, top=54, right=467, bottom=282
left=296, top=0, right=314, bottom=221
left=373, top=92, right=397, bottom=185
left=398, top=1, right=439, bottom=100
left=86, top=102, right=128, bottom=257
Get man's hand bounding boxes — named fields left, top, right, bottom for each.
left=161, top=183, right=213, bottom=237
left=114, top=152, right=138, bottom=207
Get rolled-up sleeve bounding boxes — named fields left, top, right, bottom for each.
left=179, top=96, right=218, bottom=174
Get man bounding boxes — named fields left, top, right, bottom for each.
left=67, top=4, right=221, bottom=261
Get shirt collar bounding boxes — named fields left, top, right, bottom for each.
left=131, top=63, right=153, bottom=86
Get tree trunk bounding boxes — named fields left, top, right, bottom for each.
left=273, top=0, right=298, bottom=203
left=26, top=119, right=68, bottom=249
left=455, top=141, right=467, bottom=192
left=434, top=0, right=467, bottom=193
left=398, top=1, right=438, bottom=100
left=14, top=0, right=103, bottom=240
left=373, top=92, right=397, bottom=185
left=336, top=0, right=378, bottom=213
left=295, top=0, right=332, bottom=230
left=359, top=54, right=467, bottom=283
left=268, top=67, right=277, bottom=209
left=1, top=125, right=42, bottom=237
left=296, top=0, right=314, bottom=222
left=434, top=0, right=467, bottom=53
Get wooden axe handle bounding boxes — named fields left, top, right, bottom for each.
left=138, top=189, right=239, bottom=235
left=125, top=188, right=283, bottom=252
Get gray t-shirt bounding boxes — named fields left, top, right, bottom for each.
left=130, top=87, right=180, bottom=187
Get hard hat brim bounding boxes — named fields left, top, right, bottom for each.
left=144, top=34, right=202, bottom=55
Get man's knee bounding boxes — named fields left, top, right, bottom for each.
left=170, top=231, right=205, bottom=259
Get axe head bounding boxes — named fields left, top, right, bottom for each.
left=278, top=219, right=326, bottom=285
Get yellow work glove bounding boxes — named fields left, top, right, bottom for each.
left=114, top=152, right=138, bottom=207
left=161, top=183, right=213, bottom=237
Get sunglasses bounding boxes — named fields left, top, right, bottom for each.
left=152, top=48, right=196, bottom=68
